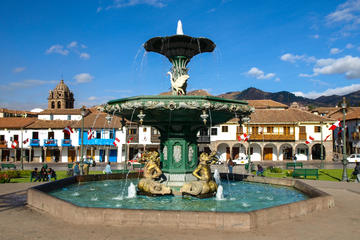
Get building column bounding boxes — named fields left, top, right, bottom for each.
left=14, top=149, right=17, bottom=162
left=105, top=147, right=109, bottom=163
left=29, top=147, right=32, bottom=162
left=0, top=149, right=2, bottom=162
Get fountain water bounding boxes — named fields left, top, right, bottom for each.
left=127, top=182, right=137, bottom=198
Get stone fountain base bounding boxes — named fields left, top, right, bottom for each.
left=163, top=173, right=197, bottom=187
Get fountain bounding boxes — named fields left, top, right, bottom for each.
left=104, top=20, right=252, bottom=195
left=27, top=21, right=335, bottom=232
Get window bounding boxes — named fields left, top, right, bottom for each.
left=237, top=126, right=243, bottom=134
left=152, top=128, right=160, bottom=135
left=221, top=126, right=228, bottom=132
left=109, top=130, right=114, bottom=139
left=96, top=131, right=101, bottom=139
left=284, top=126, right=290, bottom=135
left=314, top=126, right=321, bottom=133
left=129, top=129, right=137, bottom=135
left=64, top=131, right=70, bottom=139
left=32, top=132, right=39, bottom=139
left=211, top=128, right=217, bottom=136
left=143, top=127, right=147, bottom=132
left=67, top=115, right=71, bottom=120
left=48, top=132, right=54, bottom=139
left=0, top=135, right=4, bottom=141
left=14, top=135, right=19, bottom=141
left=51, top=101, right=55, bottom=109
left=267, top=127, right=274, bottom=133
left=57, top=101, right=61, bottom=109
left=199, top=128, right=209, bottom=136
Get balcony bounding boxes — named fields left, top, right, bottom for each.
left=239, top=133, right=295, bottom=141
left=197, top=136, right=210, bottom=143
left=299, top=133, right=307, bottom=141
left=30, top=139, right=40, bottom=147
left=62, top=139, right=72, bottom=147
left=151, top=135, right=160, bottom=143
left=44, top=139, right=57, bottom=147
left=0, top=140, right=7, bottom=148
left=85, top=138, right=115, bottom=145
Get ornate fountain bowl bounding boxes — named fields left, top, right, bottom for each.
left=144, top=35, right=215, bottom=61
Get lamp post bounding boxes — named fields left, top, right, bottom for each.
left=341, top=97, right=348, bottom=182
left=80, top=106, right=87, bottom=173
left=320, top=121, right=324, bottom=169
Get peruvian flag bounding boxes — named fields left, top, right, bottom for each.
left=324, top=134, right=331, bottom=141
left=305, top=136, right=314, bottom=144
left=11, top=140, right=18, bottom=149
left=113, top=137, right=120, bottom=147
left=63, top=126, right=73, bottom=135
left=329, top=120, right=341, bottom=131
left=87, top=129, right=95, bottom=140
left=23, top=138, right=29, bottom=144
left=238, top=133, right=249, bottom=142
left=127, top=137, right=134, bottom=144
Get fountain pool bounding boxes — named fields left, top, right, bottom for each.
left=48, top=179, right=308, bottom=212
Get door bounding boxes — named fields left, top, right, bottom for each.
left=232, top=147, right=239, bottom=159
left=109, top=149, right=117, bottom=162
left=99, top=150, right=105, bottom=162
left=263, top=148, right=273, bottom=160
left=68, top=149, right=76, bottom=162
left=45, top=150, right=52, bottom=162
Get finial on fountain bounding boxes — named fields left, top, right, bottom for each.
left=176, top=20, right=184, bottom=35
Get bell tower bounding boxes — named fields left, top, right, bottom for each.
left=48, top=80, right=75, bottom=109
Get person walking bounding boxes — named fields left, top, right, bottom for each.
left=352, top=162, right=360, bottom=182
left=227, top=158, right=234, bottom=174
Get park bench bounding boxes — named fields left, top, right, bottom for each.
left=1, top=163, right=16, bottom=170
left=292, top=168, right=319, bottom=180
left=286, top=162, right=303, bottom=169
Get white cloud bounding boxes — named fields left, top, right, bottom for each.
left=247, top=67, right=275, bottom=80
left=293, top=84, right=360, bottom=99
left=274, top=77, right=280, bottom=82
left=67, top=41, right=78, bottom=48
left=346, top=43, right=354, bottom=49
left=280, top=53, right=316, bottom=63
left=80, top=53, right=91, bottom=59
left=326, top=0, right=360, bottom=25
left=45, top=45, right=69, bottom=55
left=88, top=96, right=97, bottom=101
left=13, top=67, right=26, bottom=73
left=312, top=34, right=320, bottom=39
left=330, top=48, right=342, bottom=54
left=105, top=0, right=167, bottom=10
left=73, top=73, right=94, bottom=83
left=313, top=55, right=360, bottom=79
left=299, top=73, right=316, bottom=78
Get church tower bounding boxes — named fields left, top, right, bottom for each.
left=48, top=80, right=75, bottom=109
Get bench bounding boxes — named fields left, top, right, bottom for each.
left=1, top=163, right=16, bottom=170
left=67, top=163, right=73, bottom=168
left=292, top=168, right=319, bottom=179
left=244, top=163, right=255, bottom=171
left=286, top=162, right=303, bottom=169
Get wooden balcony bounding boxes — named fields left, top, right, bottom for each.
left=238, top=133, right=295, bottom=141
left=197, top=136, right=210, bottom=144
left=151, top=135, right=160, bottom=143
left=128, top=135, right=139, bottom=143
left=0, top=140, right=7, bottom=148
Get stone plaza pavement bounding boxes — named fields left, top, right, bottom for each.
left=0, top=180, right=359, bottom=240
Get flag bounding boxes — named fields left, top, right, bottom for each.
left=324, top=134, right=331, bottom=141
left=11, top=140, right=18, bottom=149
left=238, top=133, right=249, bottom=142
left=63, top=126, right=73, bottom=135
left=127, top=137, right=134, bottom=144
left=87, top=129, right=95, bottom=140
left=113, top=137, right=120, bottom=147
left=338, top=128, right=343, bottom=135
left=305, top=135, right=314, bottom=144
left=23, top=138, right=29, bottom=144
left=329, top=120, right=341, bottom=131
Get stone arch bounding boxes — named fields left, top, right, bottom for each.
left=217, top=143, right=230, bottom=162
left=279, top=143, right=293, bottom=161
left=51, top=101, right=55, bottom=109
left=295, top=143, right=309, bottom=160
left=263, top=143, right=278, bottom=161
left=249, top=143, right=261, bottom=161
left=231, top=143, right=246, bottom=159
left=311, top=144, right=326, bottom=160
left=57, top=101, right=61, bottom=109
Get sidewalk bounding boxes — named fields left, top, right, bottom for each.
left=0, top=180, right=359, bottom=240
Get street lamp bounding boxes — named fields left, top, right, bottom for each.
left=80, top=106, right=88, bottom=172
left=242, top=117, right=251, bottom=174
left=341, top=97, right=348, bottom=182
left=320, top=121, right=324, bottom=169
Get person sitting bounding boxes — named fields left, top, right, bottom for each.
left=256, top=164, right=264, bottom=176
left=40, top=166, right=48, bottom=181
left=352, top=162, right=360, bottom=183
left=47, top=168, right=57, bottom=181
left=103, top=162, right=112, bottom=174
left=73, top=162, right=81, bottom=176
left=30, top=168, right=41, bottom=182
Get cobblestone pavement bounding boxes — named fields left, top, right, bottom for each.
left=0, top=180, right=359, bottom=240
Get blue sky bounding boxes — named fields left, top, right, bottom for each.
left=1, top=0, right=360, bottom=110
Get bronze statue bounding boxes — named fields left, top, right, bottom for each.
left=137, top=151, right=171, bottom=195
left=180, top=151, right=218, bottom=196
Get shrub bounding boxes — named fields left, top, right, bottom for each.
left=286, top=170, right=294, bottom=177
left=3, top=170, right=21, bottom=178
left=0, top=173, right=11, bottom=183
left=19, top=170, right=32, bottom=177
left=269, top=167, right=283, bottom=173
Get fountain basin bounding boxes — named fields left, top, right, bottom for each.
left=27, top=173, right=334, bottom=232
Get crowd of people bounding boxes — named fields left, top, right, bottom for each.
left=30, top=165, right=57, bottom=182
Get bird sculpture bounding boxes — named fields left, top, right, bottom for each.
left=167, top=71, right=189, bottom=95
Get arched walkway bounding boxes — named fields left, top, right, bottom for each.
left=250, top=143, right=261, bottom=161
left=217, top=143, right=230, bottom=162
left=295, top=144, right=309, bottom=160
left=311, top=144, right=326, bottom=160
left=279, top=143, right=293, bottom=161
left=263, top=143, right=278, bottom=161
left=231, top=143, right=246, bottom=159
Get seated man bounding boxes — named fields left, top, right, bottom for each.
left=256, top=164, right=264, bottom=176
left=103, top=162, right=112, bottom=174
left=30, top=168, right=41, bottom=182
